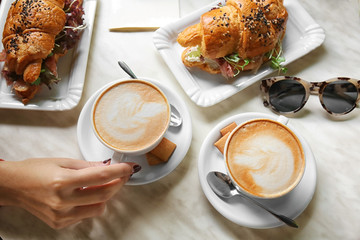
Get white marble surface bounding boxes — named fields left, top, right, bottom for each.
left=1, top=0, right=360, bottom=239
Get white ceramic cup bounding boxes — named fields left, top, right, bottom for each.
left=224, top=116, right=306, bottom=199
left=91, top=79, right=171, bottom=158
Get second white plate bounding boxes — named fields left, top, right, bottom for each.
left=153, top=0, right=325, bottom=107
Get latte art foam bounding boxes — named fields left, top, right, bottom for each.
left=93, top=81, right=170, bottom=152
left=226, top=119, right=305, bottom=198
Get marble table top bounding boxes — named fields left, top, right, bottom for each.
left=0, top=0, right=359, bottom=239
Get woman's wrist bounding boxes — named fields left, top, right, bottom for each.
left=0, top=160, right=20, bottom=206
left=0, top=159, right=10, bottom=206
left=0, top=159, right=3, bottom=206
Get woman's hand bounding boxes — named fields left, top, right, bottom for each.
left=0, top=158, right=141, bottom=229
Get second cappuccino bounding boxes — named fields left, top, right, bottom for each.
left=225, top=118, right=305, bottom=199
left=92, top=79, right=170, bottom=155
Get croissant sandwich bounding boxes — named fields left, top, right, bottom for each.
left=177, top=0, right=288, bottom=78
left=0, top=0, right=85, bottom=104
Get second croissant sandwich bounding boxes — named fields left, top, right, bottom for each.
left=0, top=0, right=85, bottom=104
left=177, top=0, right=288, bottom=78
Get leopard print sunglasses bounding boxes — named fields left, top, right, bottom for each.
left=260, top=76, right=360, bottom=115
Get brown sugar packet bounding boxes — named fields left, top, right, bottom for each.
left=214, top=132, right=230, bottom=154
left=214, top=122, right=237, bottom=154
left=220, top=122, right=237, bottom=136
left=146, top=152, right=164, bottom=166
left=146, top=137, right=177, bottom=165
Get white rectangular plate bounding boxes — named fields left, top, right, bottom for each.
left=153, top=0, right=325, bottom=107
left=0, top=0, right=97, bottom=111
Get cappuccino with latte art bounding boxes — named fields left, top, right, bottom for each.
left=92, top=80, right=170, bottom=155
left=225, top=118, right=305, bottom=199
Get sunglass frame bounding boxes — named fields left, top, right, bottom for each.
left=260, top=76, right=360, bottom=115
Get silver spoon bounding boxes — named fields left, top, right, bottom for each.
left=118, top=61, right=182, bottom=127
left=206, top=171, right=299, bottom=228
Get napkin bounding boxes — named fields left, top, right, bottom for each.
left=109, top=0, right=179, bottom=32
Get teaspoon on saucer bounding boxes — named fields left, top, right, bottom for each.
left=118, top=60, right=183, bottom=127
left=206, top=171, right=299, bottom=228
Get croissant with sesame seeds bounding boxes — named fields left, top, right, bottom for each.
left=177, top=0, right=288, bottom=79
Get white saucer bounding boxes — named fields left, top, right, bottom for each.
left=77, top=77, right=192, bottom=185
left=198, top=112, right=317, bottom=229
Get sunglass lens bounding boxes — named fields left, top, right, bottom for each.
left=269, top=80, right=306, bottom=113
left=322, top=80, right=358, bottom=114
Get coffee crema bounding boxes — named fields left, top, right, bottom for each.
left=225, top=119, right=305, bottom=198
left=92, top=80, right=170, bottom=152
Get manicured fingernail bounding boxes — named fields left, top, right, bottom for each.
left=132, top=164, right=141, bottom=173
left=103, top=159, right=111, bottom=164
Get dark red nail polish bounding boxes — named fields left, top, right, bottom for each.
left=103, top=158, right=111, bottom=164
left=133, top=165, right=141, bottom=173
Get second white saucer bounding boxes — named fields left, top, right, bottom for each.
left=198, top=112, right=317, bottom=228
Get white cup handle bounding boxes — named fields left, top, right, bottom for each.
left=111, top=152, right=127, bottom=163
left=277, top=115, right=289, bottom=125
